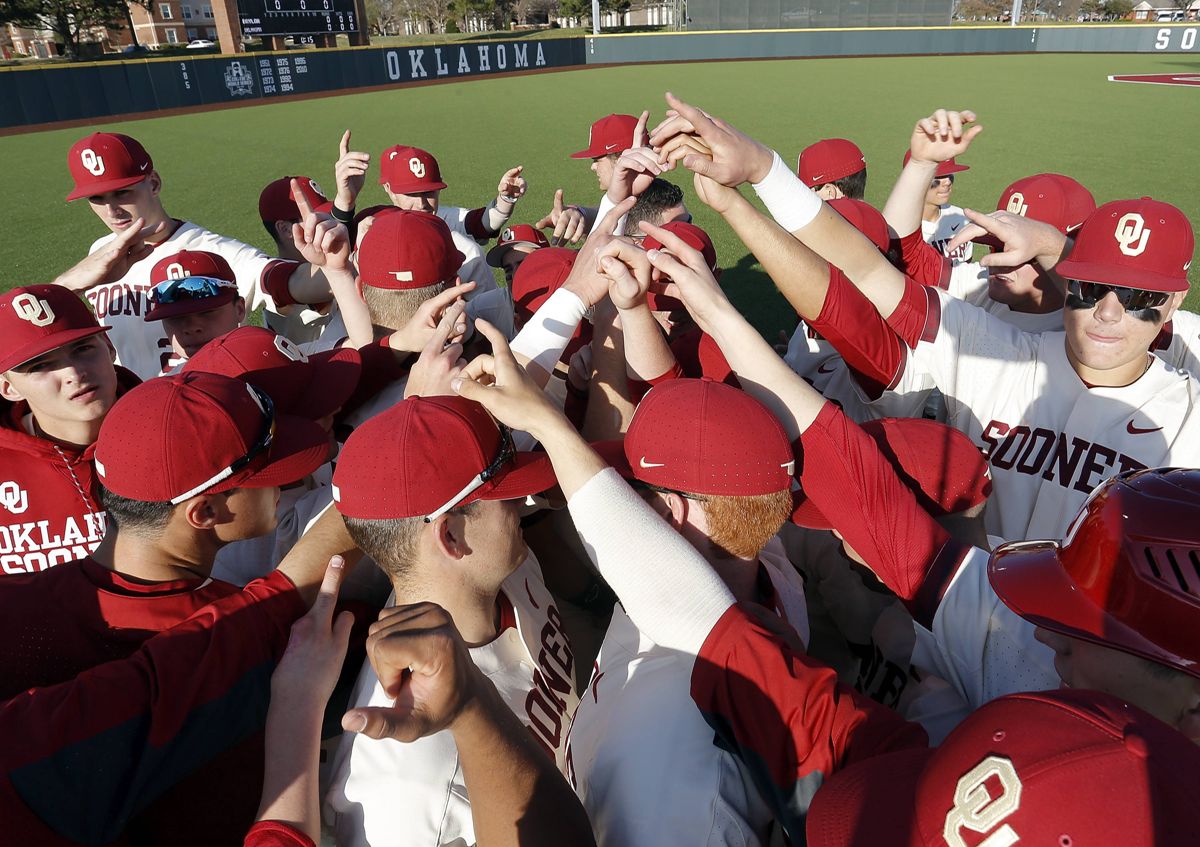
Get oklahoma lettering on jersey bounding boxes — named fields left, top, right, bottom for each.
left=325, top=554, right=577, bottom=847
left=85, top=221, right=277, bottom=379
left=889, top=290, right=1200, bottom=540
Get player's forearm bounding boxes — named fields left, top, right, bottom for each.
left=326, top=268, right=373, bottom=349
left=275, top=505, right=361, bottom=606
left=451, top=677, right=596, bottom=847
left=616, top=303, right=676, bottom=383
left=509, top=288, right=589, bottom=390
left=481, top=196, right=517, bottom=234
left=286, top=264, right=334, bottom=307
left=582, top=311, right=635, bottom=441
left=255, top=699, right=324, bottom=842
left=882, top=159, right=938, bottom=239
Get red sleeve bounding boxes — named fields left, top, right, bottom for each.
left=886, top=276, right=943, bottom=350
left=807, top=266, right=904, bottom=396
left=244, top=821, right=315, bottom=847
left=691, top=603, right=926, bottom=841
left=627, top=361, right=685, bottom=404
left=336, top=337, right=409, bottom=424
left=463, top=206, right=495, bottom=241
left=896, top=230, right=951, bottom=289
left=260, top=259, right=302, bottom=308
left=0, top=570, right=305, bottom=845
left=798, top=402, right=967, bottom=627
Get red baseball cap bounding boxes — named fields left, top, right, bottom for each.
left=902, top=150, right=970, bottom=177
left=65, top=132, right=154, bottom=202
left=796, top=138, right=866, bottom=187
left=642, top=220, right=718, bottom=311
left=594, top=378, right=793, bottom=497
left=357, top=210, right=465, bottom=290
left=571, top=114, right=639, bottom=159
left=791, top=417, right=991, bottom=529
left=828, top=197, right=890, bottom=254
left=94, top=371, right=330, bottom=505
left=989, top=467, right=1200, bottom=679
left=332, top=395, right=556, bottom=520
left=379, top=145, right=446, bottom=194
left=807, top=688, right=1200, bottom=847
left=997, top=173, right=1096, bottom=235
left=145, top=250, right=240, bottom=321
left=510, top=246, right=591, bottom=360
left=0, top=285, right=111, bottom=374
left=258, top=176, right=334, bottom=222
left=486, top=224, right=550, bottom=267
left=1054, top=198, right=1194, bottom=293
left=352, top=204, right=401, bottom=228
left=181, top=326, right=361, bottom=422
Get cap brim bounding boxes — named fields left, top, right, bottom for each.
left=1053, top=259, right=1189, bottom=293
left=937, top=162, right=970, bottom=176
left=805, top=747, right=930, bottom=847
left=472, top=450, right=557, bottom=503
left=296, top=346, right=363, bottom=420
left=570, top=147, right=602, bottom=159
left=486, top=241, right=539, bottom=267
left=145, top=290, right=239, bottom=321
left=0, top=326, right=111, bottom=374
left=988, top=540, right=1193, bottom=672
left=380, top=179, right=448, bottom=193
left=65, top=174, right=147, bottom=202
left=236, top=413, right=331, bottom=490
left=790, top=491, right=835, bottom=531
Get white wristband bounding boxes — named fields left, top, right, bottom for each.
left=510, top=287, right=587, bottom=377
left=752, top=150, right=823, bottom=233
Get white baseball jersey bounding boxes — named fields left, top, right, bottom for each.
left=264, top=301, right=336, bottom=347
left=438, top=206, right=499, bottom=296
left=565, top=539, right=806, bottom=847
left=921, top=204, right=969, bottom=265
left=84, top=222, right=278, bottom=379
left=325, top=553, right=578, bottom=847
left=889, top=289, right=1200, bottom=541
left=943, top=261, right=1066, bottom=334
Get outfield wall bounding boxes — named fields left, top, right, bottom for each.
left=2, top=24, right=1197, bottom=132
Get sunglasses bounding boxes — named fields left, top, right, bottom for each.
left=170, top=383, right=276, bottom=504
left=1065, top=279, right=1170, bottom=314
left=629, top=476, right=708, bottom=503
left=424, top=423, right=517, bottom=522
left=150, top=275, right=237, bottom=307
left=930, top=175, right=955, bottom=187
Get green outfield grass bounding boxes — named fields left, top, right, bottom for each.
left=3, top=51, right=1198, bottom=338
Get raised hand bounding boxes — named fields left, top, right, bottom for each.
left=334, top=129, right=370, bottom=211
left=497, top=166, right=527, bottom=201
left=946, top=208, right=1067, bottom=270
left=649, top=92, right=774, bottom=187
left=342, top=602, right=482, bottom=742
left=908, top=109, right=982, bottom=165
left=404, top=299, right=469, bottom=399
left=535, top=188, right=588, bottom=245
left=453, top=319, right=560, bottom=438
left=387, top=279, right=475, bottom=353
left=54, top=217, right=167, bottom=292
left=597, top=239, right=654, bottom=310
left=270, top=555, right=355, bottom=707
left=637, top=220, right=733, bottom=334
left=563, top=196, right=638, bottom=308
left=292, top=179, right=350, bottom=271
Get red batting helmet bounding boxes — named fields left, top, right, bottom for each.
left=989, top=467, right=1200, bottom=679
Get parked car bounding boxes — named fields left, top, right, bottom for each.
left=185, top=39, right=216, bottom=49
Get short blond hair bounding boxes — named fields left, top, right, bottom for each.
left=362, top=281, right=446, bottom=333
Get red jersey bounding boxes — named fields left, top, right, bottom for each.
left=0, top=368, right=139, bottom=577
left=243, top=821, right=313, bottom=847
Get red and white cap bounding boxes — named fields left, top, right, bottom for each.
left=145, top=250, right=240, bottom=321
left=94, top=371, right=329, bottom=505
left=808, top=688, right=1200, bottom=846
left=0, top=285, right=111, bottom=374
left=65, top=132, right=154, bottom=202
left=332, top=395, right=557, bottom=520
left=486, top=224, right=550, bottom=267
left=796, top=138, right=866, bottom=187
left=258, top=175, right=334, bottom=222
left=1054, top=198, right=1194, bottom=293
left=357, top=210, right=465, bottom=290
left=828, top=197, right=890, bottom=254
left=182, top=326, right=362, bottom=422
left=595, top=378, right=793, bottom=496
left=571, top=114, right=639, bottom=159
left=996, top=173, right=1096, bottom=235
left=642, top=220, right=718, bottom=312
left=791, top=417, right=991, bottom=529
left=379, top=145, right=446, bottom=194
left=903, top=150, right=970, bottom=177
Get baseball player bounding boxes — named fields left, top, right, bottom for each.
left=324, top=394, right=578, bottom=847
left=485, top=222, right=550, bottom=284
left=144, top=249, right=247, bottom=372
left=796, top=137, right=868, bottom=200
left=651, top=97, right=1200, bottom=541
left=57, top=132, right=340, bottom=380
left=376, top=143, right=525, bottom=295
left=903, top=149, right=971, bottom=263
left=622, top=177, right=691, bottom=235
left=0, top=285, right=138, bottom=576
left=0, top=370, right=339, bottom=845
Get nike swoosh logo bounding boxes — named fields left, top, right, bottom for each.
left=811, top=173, right=826, bottom=181
left=639, top=457, right=666, bottom=469
left=1127, top=421, right=1163, bottom=435
left=951, top=223, right=962, bottom=231
left=605, top=143, right=619, bottom=151
left=817, top=361, right=838, bottom=374
left=139, top=162, right=150, bottom=171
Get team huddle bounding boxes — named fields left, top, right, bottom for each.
left=1, top=92, right=1198, bottom=847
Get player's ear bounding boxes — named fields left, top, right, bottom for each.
left=661, top=490, right=688, bottom=529
left=148, top=171, right=162, bottom=196
left=234, top=297, right=247, bottom=324
left=102, top=336, right=117, bottom=363
left=183, top=493, right=222, bottom=530
left=1164, top=290, right=1187, bottom=321
left=432, top=512, right=469, bottom=560
left=275, top=220, right=293, bottom=243
left=0, top=373, right=23, bottom=403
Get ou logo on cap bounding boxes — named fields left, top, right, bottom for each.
left=307, top=178, right=325, bottom=199
left=409, top=157, right=426, bottom=179
left=501, top=228, right=515, bottom=242
left=1115, top=213, right=1151, bottom=257
left=943, top=755, right=1022, bottom=847
left=1005, top=192, right=1029, bottom=217
left=273, top=334, right=309, bottom=363
left=80, top=148, right=106, bottom=177
left=166, top=262, right=188, bottom=280
left=11, top=293, right=56, bottom=327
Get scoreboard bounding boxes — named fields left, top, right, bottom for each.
left=238, top=0, right=358, bottom=37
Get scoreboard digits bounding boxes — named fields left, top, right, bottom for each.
left=238, top=0, right=358, bottom=37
